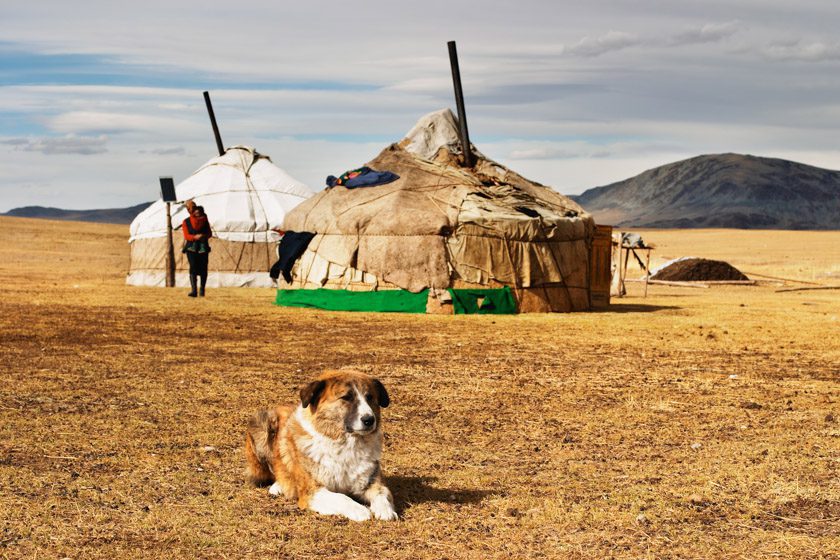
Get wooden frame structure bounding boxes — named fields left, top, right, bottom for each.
left=615, top=241, right=654, bottom=298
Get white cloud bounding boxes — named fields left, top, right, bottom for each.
left=670, top=21, right=740, bottom=45
left=3, top=135, right=108, bottom=155
left=564, top=31, right=643, bottom=57
left=508, top=143, right=612, bottom=160
left=142, top=147, right=187, bottom=156
left=48, top=111, right=200, bottom=135
left=762, top=40, right=840, bottom=61
left=386, top=77, right=452, bottom=95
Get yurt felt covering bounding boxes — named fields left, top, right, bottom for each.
left=279, top=110, right=595, bottom=313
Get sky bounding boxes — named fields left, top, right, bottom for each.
left=2, top=0, right=840, bottom=211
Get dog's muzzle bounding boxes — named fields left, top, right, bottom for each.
left=347, top=414, right=377, bottom=434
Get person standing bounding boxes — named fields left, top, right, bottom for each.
left=182, top=205, right=212, bottom=297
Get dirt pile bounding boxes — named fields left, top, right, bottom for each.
left=651, top=258, right=749, bottom=281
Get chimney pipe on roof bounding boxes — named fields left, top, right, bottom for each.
left=203, top=91, right=225, bottom=157
left=447, top=41, right=475, bottom=168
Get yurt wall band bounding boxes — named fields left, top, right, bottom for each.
left=275, top=288, right=429, bottom=313
left=274, top=287, right=518, bottom=314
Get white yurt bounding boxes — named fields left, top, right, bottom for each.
left=127, top=146, right=313, bottom=288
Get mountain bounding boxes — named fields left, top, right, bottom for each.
left=2, top=202, right=152, bottom=225
left=572, top=153, right=840, bottom=229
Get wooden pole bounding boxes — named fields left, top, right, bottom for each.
left=203, top=91, right=225, bottom=157
left=776, top=286, right=840, bottom=293
left=620, top=247, right=630, bottom=297
left=165, top=202, right=175, bottom=287
left=643, top=248, right=651, bottom=298
left=447, top=41, right=475, bottom=167
left=645, top=279, right=709, bottom=288
left=615, top=247, right=621, bottom=297
left=628, top=279, right=757, bottom=286
left=741, top=271, right=823, bottom=286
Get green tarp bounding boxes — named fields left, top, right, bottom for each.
left=275, top=287, right=517, bottom=314
left=448, top=287, right=517, bottom=314
left=275, top=288, right=429, bottom=313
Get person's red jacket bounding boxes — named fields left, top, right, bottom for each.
left=183, top=215, right=212, bottom=240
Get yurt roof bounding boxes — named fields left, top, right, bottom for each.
left=129, top=146, right=313, bottom=243
left=287, top=109, right=587, bottom=233
left=400, top=108, right=585, bottom=215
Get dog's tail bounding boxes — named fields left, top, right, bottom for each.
left=244, top=408, right=279, bottom=486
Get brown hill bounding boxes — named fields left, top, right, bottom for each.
left=2, top=202, right=151, bottom=224
left=572, top=153, right=840, bottom=229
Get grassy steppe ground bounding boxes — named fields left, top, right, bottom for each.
left=0, top=216, right=838, bottom=559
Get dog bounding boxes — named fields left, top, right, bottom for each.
left=244, top=370, right=398, bottom=521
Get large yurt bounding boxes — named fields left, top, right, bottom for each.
left=275, top=109, right=610, bottom=313
left=128, top=146, right=313, bottom=288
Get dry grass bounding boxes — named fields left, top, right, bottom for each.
left=1, top=216, right=838, bottom=559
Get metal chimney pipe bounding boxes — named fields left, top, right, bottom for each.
left=447, top=41, right=475, bottom=167
left=203, top=91, right=225, bottom=156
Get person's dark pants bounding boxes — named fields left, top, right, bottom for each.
left=186, top=251, right=209, bottom=296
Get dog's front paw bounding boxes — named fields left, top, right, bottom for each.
left=370, top=494, right=398, bottom=521
left=344, top=501, right=373, bottom=522
left=268, top=482, right=283, bottom=497
left=310, top=488, right=371, bottom=522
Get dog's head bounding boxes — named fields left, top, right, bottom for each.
left=299, top=370, right=390, bottom=439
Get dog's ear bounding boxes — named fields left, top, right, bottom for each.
left=300, top=380, right=327, bottom=411
left=372, top=378, right=390, bottom=408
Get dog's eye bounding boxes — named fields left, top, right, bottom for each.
left=341, top=392, right=354, bottom=402
left=365, top=393, right=373, bottom=403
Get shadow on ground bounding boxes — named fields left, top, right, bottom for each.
left=594, top=303, right=681, bottom=313
left=387, top=475, right=496, bottom=514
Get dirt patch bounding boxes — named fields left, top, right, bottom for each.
left=652, top=258, right=749, bottom=281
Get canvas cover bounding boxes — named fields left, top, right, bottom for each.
left=127, top=146, right=313, bottom=287
left=282, top=109, right=595, bottom=312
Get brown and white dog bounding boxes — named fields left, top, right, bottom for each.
left=244, top=370, right=398, bottom=521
